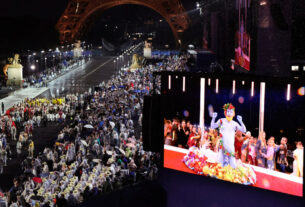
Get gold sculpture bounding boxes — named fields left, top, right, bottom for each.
left=130, top=54, right=143, bottom=70
left=10, top=54, right=22, bottom=68
left=3, top=54, right=23, bottom=80
left=145, top=41, right=152, bottom=49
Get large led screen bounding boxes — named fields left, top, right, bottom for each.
left=163, top=77, right=304, bottom=197
left=234, top=0, right=251, bottom=71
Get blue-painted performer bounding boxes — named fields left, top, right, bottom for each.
left=210, top=103, right=246, bottom=168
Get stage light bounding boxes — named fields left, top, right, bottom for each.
left=176, top=76, right=178, bottom=79
left=168, top=75, right=171, bottom=90
left=251, top=81, right=255, bottom=97
left=297, top=87, right=305, bottom=96
left=286, top=84, right=291, bottom=101
left=232, top=80, right=236, bottom=94
left=215, top=79, right=219, bottom=93
left=259, top=82, right=266, bottom=132
left=259, top=1, right=267, bottom=6
left=303, top=66, right=305, bottom=71
left=30, top=65, right=36, bottom=70
left=183, top=110, right=189, bottom=117
left=291, top=65, right=299, bottom=71
left=182, top=76, right=186, bottom=92
left=200, top=78, right=206, bottom=129
left=238, top=96, right=245, bottom=104
left=208, top=78, right=211, bottom=86
left=196, top=2, right=200, bottom=9
left=242, top=80, right=245, bottom=85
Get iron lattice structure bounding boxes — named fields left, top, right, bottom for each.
left=56, top=0, right=190, bottom=43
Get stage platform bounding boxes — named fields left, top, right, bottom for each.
left=164, top=145, right=303, bottom=197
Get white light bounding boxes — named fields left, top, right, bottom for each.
left=33, top=53, right=36, bottom=56
left=176, top=76, right=178, bottom=79
left=232, top=80, right=236, bottom=94
left=291, top=66, right=299, bottom=71
left=199, top=78, right=205, bottom=130
left=45, top=58, right=47, bottom=60
left=41, top=50, right=44, bottom=54
left=208, top=78, right=211, bottom=86
left=260, top=1, right=267, bottom=6
left=286, top=84, right=291, bottom=101
left=36, top=60, right=39, bottom=63
left=303, top=66, right=305, bottom=71
left=168, top=75, right=171, bottom=90
left=182, top=76, right=186, bottom=92
left=251, top=81, right=255, bottom=97
left=242, top=80, right=245, bottom=85
left=259, top=82, right=266, bottom=133
left=215, top=79, right=219, bottom=93
left=196, top=2, right=200, bottom=8
left=30, top=65, right=36, bottom=70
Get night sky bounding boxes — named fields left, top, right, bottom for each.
left=0, top=0, right=198, bottom=54
left=0, top=0, right=304, bottom=60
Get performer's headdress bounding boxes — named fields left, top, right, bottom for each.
left=223, top=103, right=235, bottom=112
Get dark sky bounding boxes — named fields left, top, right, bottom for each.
left=1, top=0, right=196, bottom=19
left=1, top=0, right=304, bottom=59
left=1, top=0, right=69, bottom=20
left=0, top=0, right=198, bottom=53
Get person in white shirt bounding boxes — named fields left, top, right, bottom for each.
left=292, top=141, right=303, bottom=177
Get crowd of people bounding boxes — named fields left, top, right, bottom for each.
left=0, top=52, right=173, bottom=206
left=164, top=118, right=304, bottom=176
left=23, top=58, right=89, bottom=88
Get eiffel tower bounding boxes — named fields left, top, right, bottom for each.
left=56, top=0, right=190, bottom=43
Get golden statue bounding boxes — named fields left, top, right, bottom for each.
left=3, top=54, right=23, bottom=83
left=130, top=54, right=143, bottom=71
left=145, top=41, right=152, bottom=49
left=3, top=63, right=10, bottom=79
left=7, top=54, right=22, bottom=68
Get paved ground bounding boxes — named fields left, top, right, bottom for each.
left=38, top=55, right=128, bottom=99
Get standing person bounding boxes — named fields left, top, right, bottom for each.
left=262, top=138, right=275, bottom=170
left=1, top=102, right=4, bottom=115
left=0, top=156, right=3, bottom=174
left=28, top=140, right=34, bottom=158
left=277, top=143, right=288, bottom=173
left=187, top=126, right=200, bottom=148
left=210, top=103, right=246, bottom=168
left=11, top=123, right=17, bottom=141
left=177, top=120, right=189, bottom=148
left=16, top=140, right=22, bottom=158
left=247, top=136, right=257, bottom=165
left=255, top=131, right=267, bottom=168
left=234, top=130, right=245, bottom=159
left=241, top=131, right=251, bottom=163
left=292, top=141, right=303, bottom=177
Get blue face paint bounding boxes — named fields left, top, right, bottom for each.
left=226, top=109, right=234, bottom=117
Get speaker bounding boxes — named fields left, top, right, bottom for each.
left=142, top=95, right=163, bottom=152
